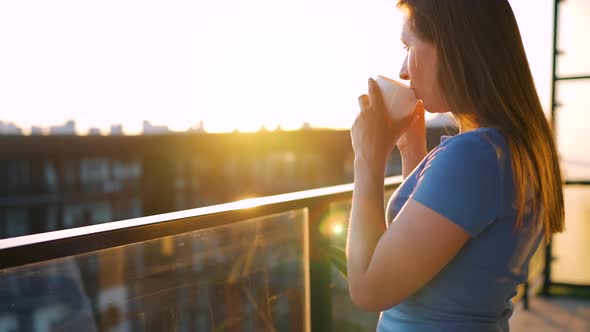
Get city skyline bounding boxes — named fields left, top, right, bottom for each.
left=0, top=118, right=301, bottom=135
left=0, top=118, right=200, bottom=135
left=0, top=112, right=457, bottom=136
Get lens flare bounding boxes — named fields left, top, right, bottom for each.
left=332, top=223, right=344, bottom=235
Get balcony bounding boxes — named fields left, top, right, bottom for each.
left=2, top=0, right=590, bottom=330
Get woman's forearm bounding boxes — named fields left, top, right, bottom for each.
left=347, top=161, right=387, bottom=294
left=400, top=148, right=426, bottom=179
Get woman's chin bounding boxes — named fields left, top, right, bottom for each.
left=422, top=104, right=438, bottom=113
left=423, top=103, right=447, bottom=114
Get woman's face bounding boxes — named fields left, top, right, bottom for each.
left=399, top=17, right=448, bottom=113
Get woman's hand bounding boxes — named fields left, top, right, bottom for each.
left=396, top=100, right=426, bottom=155
left=351, top=78, right=419, bottom=172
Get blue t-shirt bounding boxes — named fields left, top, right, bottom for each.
left=378, top=127, right=544, bottom=332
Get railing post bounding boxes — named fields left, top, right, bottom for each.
left=543, top=241, right=553, bottom=296
left=523, top=281, right=530, bottom=310
left=308, top=202, right=333, bottom=332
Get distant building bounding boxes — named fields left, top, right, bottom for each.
left=142, top=120, right=171, bottom=135
left=188, top=121, right=205, bottom=133
left=30, top=126, right=43, bottom=136
left=109, top=124, right=124, bottom=136
left=88, top=127, right=102, bottom=136
left=301, top=122, right=312, bottom=130
left=0, top=128, right=454, bottom=238
left=49, top=120, right=76, bottom=135
left=0, top=120, right=23, bottom=135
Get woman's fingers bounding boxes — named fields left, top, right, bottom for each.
left=412, top=100, right=423, bottom=120
left=414, top=100, right=425, bottom=117
left=358, top=94, right=371, bottom=113
left=368, top=78, right=385, bottom=112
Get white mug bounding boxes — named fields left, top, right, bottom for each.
left=375, top=75, right=418, bottom=121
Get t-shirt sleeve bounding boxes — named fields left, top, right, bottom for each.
left=410, top=134, right=502, bottom=237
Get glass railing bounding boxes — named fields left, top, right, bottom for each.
left=0, top=176, right=551, bottom=331
left=0, top=177, right=402, bottom=331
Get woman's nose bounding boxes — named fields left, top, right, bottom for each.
left=399, top=56, right=410, bottom=80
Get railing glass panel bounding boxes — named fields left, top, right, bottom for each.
left=0, top=210, right=309, bottom=332
left=552, top=186, right=590, bottom=285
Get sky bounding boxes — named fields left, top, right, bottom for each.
left=0, top=0, right=587, bottom=143
left=0, top=0, right=558, bottom=135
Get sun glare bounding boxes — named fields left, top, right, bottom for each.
left=332, top=223, right=344, bottom=235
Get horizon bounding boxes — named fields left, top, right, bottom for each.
left=0, top=111, right=458, bottom=135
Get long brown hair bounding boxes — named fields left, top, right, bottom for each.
left=397, top=0, right=564, bottom=240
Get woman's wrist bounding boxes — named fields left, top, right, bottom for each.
left=398, top=146, right=426, bottom=179
left=398, top=144, right=426, bottom=160
left=354, top=157, right=386, bottom=180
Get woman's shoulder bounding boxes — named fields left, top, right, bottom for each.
left=441, top=127, right=505, bottom=146
left=436, top=127, right=507, bottom=161
left=419, top=127, right=510, bottom=182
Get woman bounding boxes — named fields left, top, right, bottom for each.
left=347, top=0, right=564, bottom=331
